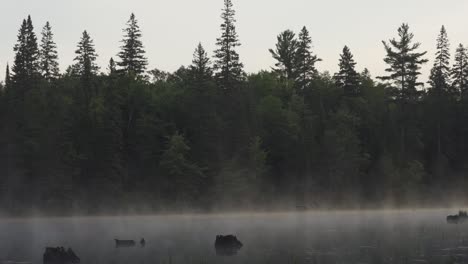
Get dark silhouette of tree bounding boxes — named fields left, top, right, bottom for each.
left=5, top=64, right=11, bottom=90
left=451, top=44, right=468, bottom=98
left=39, top=22, right=60, bottom=81
left=295, top=26, right=321, bottom=90
left=118, top=13, right=148, bottom=76
left=334, top=46, right=360, bottom=96
left=213, top=0, right=244, bottom=88
left=379, top=23, right=428, bottom=100
left=108, top=57, right=116, bottom=75
left=74, top=30, right=99, bottom=77
left=12, top=15, right=40, bottom=87
left=428, top=26, right=451, bottom=94
left=190, top=43, right=212, bottom=82
left=269, top=30, right=298, bottom=80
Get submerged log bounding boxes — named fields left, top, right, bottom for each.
left=115, top=239, right=136, bottom=248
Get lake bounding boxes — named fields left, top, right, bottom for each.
left=0, top=209, right=466, bottom=264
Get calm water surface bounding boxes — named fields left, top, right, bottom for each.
left=0, top=210, right=467, bottom=264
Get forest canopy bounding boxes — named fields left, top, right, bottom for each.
left=1, top=0, right=468, bottom=215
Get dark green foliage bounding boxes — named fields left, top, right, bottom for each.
left=5, top=64, right=11, bottom=90
left=108, top=57, right=116, bottom=75
left=269, top=30, right=298, bottom=80
left=295, top=26, right=321, bottom=90
left=213, top=0, right=244, bottom=88
left=428, top=26, right=451, bottom=94
left=74, top=31, right=99, bottom=77
left=117, top=13, right=148, bottom=76
left=451, top=44, right=468, bottom=98
left=39, top=22, right=60, bottom=81
left=12, top=15, right=40, bottom=88
left=3, top=12, right=468, bottom=214
left=379, top=23, right=428, bottom=99
left=334, top=46, right=360, bottom=96
left=190, top=43, right=212, bottom=83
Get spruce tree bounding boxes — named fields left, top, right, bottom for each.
left=12, top=15, right=40, bottom=86
left=118, top=13, right=148, bottom=76
left=378, top=23, right=428, bottom=100
left=295, top=26, right=321, bottom=90
left=451, top=44, right=468, bottom=97
left=108, top=57, right=116, bottom=75
left=73, top=30, right=99, bottom=77
left=190, top=42, right=212, bottom=82
left=269, top=30, right=298, bottom=80
left=5, top=64, right=11, bottom=90
left=334, top=46, right=360, bottom=96
left=428, top=26, right=451, bottom=94
left=39, top=22, right=60, bottom=81
left=213, top=0, right=244, bottom=88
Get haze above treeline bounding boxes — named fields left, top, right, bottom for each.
left=1, top=0, right=468, bottom=215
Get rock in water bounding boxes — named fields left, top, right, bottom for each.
left=215, top=235, right=243, bottom=256
left=447, top=211, right=468, bottom=224
left=43, top=247, right=80, bottom=264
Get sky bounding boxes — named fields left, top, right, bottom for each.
left=1, top=0, right=468, bottom=82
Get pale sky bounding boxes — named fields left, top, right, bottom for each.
left=1, top=0, right=468, bottom=83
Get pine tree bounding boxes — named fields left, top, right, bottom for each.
left=108, top=57, right=116, bottom=75
left=213, top=0, right=244, bottom=88
left=428, top=26, right=451, bottom=94
left=39, top=22, right=60, bottom=81
left=12, top=15, right=40, bottom=86
left=73, top=30, right=99, bottom=77
left=295, top=26, right=321, bottom=90
left=269, top=30, right=298, bottom=80
left=378, top=23, right=428, bottom=99
left=5, top=64, right=11, bottom=90
left=451, top=44, right=468, bottom=97
left=190, top=42, right=212, bottom=82
left=118, top=13, right=147, bottom=76
left=334, top=46, right=360, bottom=96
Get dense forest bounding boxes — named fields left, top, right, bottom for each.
left=1, top=0, right=468, bottom=215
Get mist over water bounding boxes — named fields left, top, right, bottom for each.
left=0, top=209, right=466, bottom=264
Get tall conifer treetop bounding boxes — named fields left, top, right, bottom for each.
left=118, top=13, right=148, bottom=76
left=74, top=30, right=99, bottom=76
left=190, top=42, right=212, bottom=82
left=379, top=23, right=428, bottom=96
left=295, top=26, right=321, bottom=90
left=451, top=44, right=468, bottom=97
left=12, top=15, right=40, bottom=85
left=40, top=21, right=60, bottom=81
left=269, top=30, right=298, bottom=80
left=334, top=45, right=360, bottom=96
left=428, top=26, right=451, bottom=93
left=213, top=0, right=244, bottom=88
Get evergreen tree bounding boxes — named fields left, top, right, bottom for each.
left=451, top=44, right=468, bottom=97
left=39, top=22, right=60, bottom=81
left=379, top=23, right=428, bottom=99
left=213, top=0, right=244, bottom=88
left=334, top=46, right=360, bottom=96
left=118, top=13, right=148, bottom=76
left=73, top=30, right=99, bottom=77
left=428, top=26, right=451, bottom=94
left=12, top=15, right=40, bottom=86
left=189, top=42, right=212, bottom=82
left=108, top=57, right=116, bottom=75
left=5, top=64, right=11, bottom=90
left=295, top=26, right=321, bottom=90
left=269, top=30, right=298, bottom=80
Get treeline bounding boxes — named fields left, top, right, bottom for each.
left=1, top=0, right=468, bottom=214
